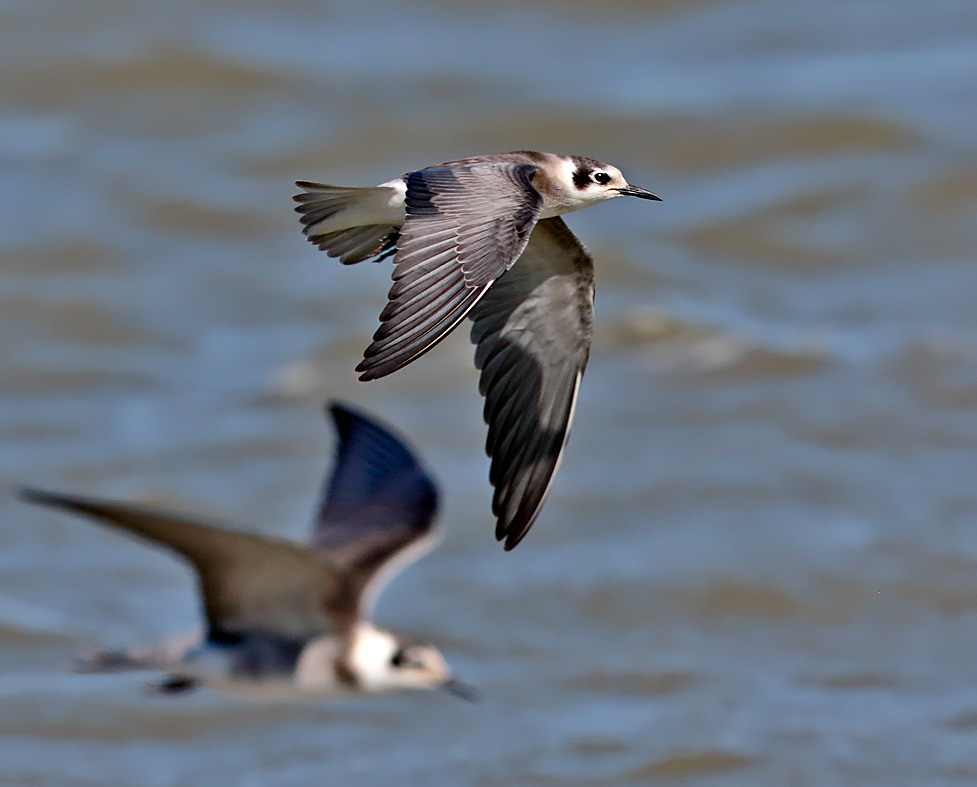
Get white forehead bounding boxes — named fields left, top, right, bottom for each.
left=556, top=158, right=623, bottom=189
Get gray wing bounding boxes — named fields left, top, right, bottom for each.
left=18, top=488, right=351, bottom=640
left=312, top=402, right=440, bottom=618
left=468, top=217, right=595, bottom=550
left=356, top=162, right=543, bottom=381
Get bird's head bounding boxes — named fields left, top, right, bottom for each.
left=346, top=623, right=477, bottom=700
left=547, top=155, right=661, bottom=214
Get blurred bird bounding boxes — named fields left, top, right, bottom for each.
left=294, top=151, right=660, bottom=549
left=19, top=402, right=475, bottom=701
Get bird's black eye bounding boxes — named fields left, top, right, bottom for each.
left=391, top=647, right=420, bottom=669
left=593, top=172, right=611, bottom=185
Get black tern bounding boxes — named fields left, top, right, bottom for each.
left=294, top=151, right=660, bottom=550
left=19, top=402, right=476, bottom=701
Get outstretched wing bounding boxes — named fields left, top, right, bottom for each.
left=19, top=488, right=348, bottom=641
left=468, top=217, right=595, bottom=550
left=356, top=162, right=543, bottom=381
left=312, top=402, right=440, bottom=618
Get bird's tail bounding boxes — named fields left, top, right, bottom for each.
left=71, top=646, right=159, bottom=674
left=293, top=182, right=400, bottom=264
left=73, top=650, right=201, bottom=694
left=72, top=630, right=198, bottom=674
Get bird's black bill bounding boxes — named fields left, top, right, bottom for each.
left=616, top=185, right=662, bottom=201
left=440, top=677, right=479, bottom=703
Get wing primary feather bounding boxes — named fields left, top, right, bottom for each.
left=467, top=217, right=595, bottom=549
left=357, top=284, right=489, bottom=380
left=313, top=403, right=440, bottom=619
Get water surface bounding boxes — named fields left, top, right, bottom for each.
left=2, top=0, right=977, bottom=784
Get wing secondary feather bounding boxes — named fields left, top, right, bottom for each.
left=357, top=162, right=543, bottom=380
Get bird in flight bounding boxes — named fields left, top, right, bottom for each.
left=19, top=402, right=475, bottom=701
left=295, top=151, right=660, bottom=549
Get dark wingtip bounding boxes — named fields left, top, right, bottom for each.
left=19, top=487, right=121, bottom=530
left=327, top=400, right=378, bottom=435
left=496, top=500, right=541, bottom=551
left=17, top=486, right=45, bottom=504
left=497, top=517, right=532, bottom=551
left=502, top=529, right=528, bottom=552
left=18, top=486, right=71, bottom=510
left=18, top=487, right=119, bottom=523
left=326, top=399, right=351, bottom=421
left=354, top=361, right=391, bottom=382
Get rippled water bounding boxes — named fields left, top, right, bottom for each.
left=3, top=0, right=977, bottom=784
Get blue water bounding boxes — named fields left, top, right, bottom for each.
left=2, top=0, right=977, bottom=783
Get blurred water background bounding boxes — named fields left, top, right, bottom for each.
left=2, top=0, right=977, bottom=784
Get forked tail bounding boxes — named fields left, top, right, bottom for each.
left=293, top=182, right=401, bottom=264
left=72, top=647, right=157, bottom=674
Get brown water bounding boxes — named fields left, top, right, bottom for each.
left=2, top=0, right=977, bottom=783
